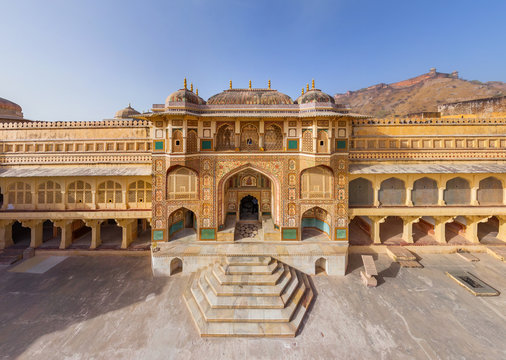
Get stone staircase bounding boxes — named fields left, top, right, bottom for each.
left=183, top=256, right=314, bottom=337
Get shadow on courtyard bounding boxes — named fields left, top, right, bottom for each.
left=0, top=256, right=168, bottom=359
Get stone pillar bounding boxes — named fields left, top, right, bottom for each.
left=22, top=220, right=43, bottom=248
left=373, top=186, right=380, bottom=207
left=369, top=216, right=386, bottom=244
left=31, top=190, right=37, bottom=210
left=497, top=216, right=506, bottom=241
left=259, top=133, right=264, bottom=150
left=405, top=187, right=413, bottom=207
left=85, top=220, right=103, bottom=249
left=464, top=216, right=489, bottom=244
left=470, top=187, right=479, bottom=205
left=438, top=187, right=446, bottom=206
left=235, top=133, right=240, bottom=151
left=401, top=216, right=420, bottom=243
left=0, top=220, right=14, bottom=249
left=116, top=219, right=136, bottom=249
left=433, top=216, right=454, bottom=244
left=54, top=220, right=73, bottom=249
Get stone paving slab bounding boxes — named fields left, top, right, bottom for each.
left=1, top=254, right=505, bottom=359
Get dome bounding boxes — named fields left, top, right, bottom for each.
left=297, top=89, right=335, bottom=104
left=0, top=97, right=23, bottom=119
left=207, top=89, right=293, bottom=105
left=114, top=104, right=140, bottom=119
left=165, top=88, right=204, bottom=106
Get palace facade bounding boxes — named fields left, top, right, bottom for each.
left=1, top=81, right=506, bottom=277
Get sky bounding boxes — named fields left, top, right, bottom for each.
left=1, top=0, right=505, bottom=121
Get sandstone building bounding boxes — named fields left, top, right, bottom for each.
left=1, top=80, right=505, bottom=277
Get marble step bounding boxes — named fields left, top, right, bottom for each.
left=196, top=271, right=286, bottom=309
left=205, top=264, right=292, bottom=297
left=183, top=271, right=314, bottom=337
left=194, top=275, right=308, bottom=323
left=225, top=256, right=272, bottom=266
left=219, top=262, right=279, bottom=275
left=212, top=263, right=284, bottom=286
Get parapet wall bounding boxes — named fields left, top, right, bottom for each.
left=438, top=96, right=506, bottom=116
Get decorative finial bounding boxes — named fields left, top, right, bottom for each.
left=196, top=89, right=199, bottom=96
left=229, top=80, right=232, bottom=89
left=301, top=88, right=304, bottom=95
left=190, top=83, right=193, bottom=92
left=268, top=80, right=271, bottom=89
left=184, top=78, right=187, bottom=89
left=128, top=102, right=131, bottom=107
left=249, top=80, right=252, bottom=89
left=312, top=79, right=315, bottom=89
left=306, top=83, right=309, bottom=92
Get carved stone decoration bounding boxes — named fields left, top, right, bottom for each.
left=216, top=123, right=235, bottom=150
left=241, top=175, right=257, bottom=187
left=264, top=124, right=283, bottom=150
left=240, top=124, right=259, bottom=150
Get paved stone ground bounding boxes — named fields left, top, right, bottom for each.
left=0, top=253, right=505, bottom=359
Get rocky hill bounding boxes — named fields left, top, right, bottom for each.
left=334, top=68, right=506, bottom=117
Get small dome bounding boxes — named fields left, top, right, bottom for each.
left=165, top=89, right=203, bottom=106
left=0, top=97, right=23, bottom=119
left=114, top=104, right=140, bottom=119
left=298, top=89, right=335, bottom=104
left=207, top=89, right=293, bottom=105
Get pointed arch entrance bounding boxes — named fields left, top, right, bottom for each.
left=168, top=207, right=197, bottom=241
left=217, top=164, right=281, bottom=229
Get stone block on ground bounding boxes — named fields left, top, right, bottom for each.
left=23, top=247, right=35, bottom=260
left=360, top=270, right=377, bottom=287
left=386, top=246, right=416, bottom=262
left=486, top=246, right=506, bottom=262
left=398, top=260, right=423, bottom=268
left=457, top=252, right=479, bottom=262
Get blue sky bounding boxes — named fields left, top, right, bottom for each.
left=1, top=0, right=505, bottom=121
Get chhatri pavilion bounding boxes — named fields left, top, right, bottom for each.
left=1, top=79, right=505, bottom=336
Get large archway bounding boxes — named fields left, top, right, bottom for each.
left=217, top=164, right=281, bottom=229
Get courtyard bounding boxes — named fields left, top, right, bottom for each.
left=0, top=252, right=505, bottom=359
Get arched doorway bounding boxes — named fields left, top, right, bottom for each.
left=239, top=195, right=259, bottom=221
left=168, top=207, right=197, bottom=241
left=301, top=207, right=331, bottom=240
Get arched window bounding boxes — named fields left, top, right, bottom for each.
left=38, top=181, right=62, bottom=204
left=97, top=181, right=122, bottom=203
left=412, top=177, right=438, bottom=206
left=172, top=130, right=183, bottom=153
left=444, top=177, right=470, bottom=205
left=478, top=177, right=503, bottom=205
left=128, top=180, right=152, bottom=205
left=167, top=167, right=198, bottom=199
left=187, top=129, right=198, bottom=153
left=302, top=129, right=313, bottom=152
left=317, top=130, right=329, bottom=153
left=264, top=124, right=283, bottom=150
left=301, top=166, right=333, bottom=199
left=240, top=124, right=259, bottom=150
left=7, top=182, right=32, bottom=204
left=349, top=178, right=373, bottom=206
left=216, top=124, right=235, bottom=150
left=379, top=177, right=406, bottom=205
left=67, top=181, right=92, bottom=204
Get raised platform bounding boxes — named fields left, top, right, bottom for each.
left=152, top=240, right=348, bottom=276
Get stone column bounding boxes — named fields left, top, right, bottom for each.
left=54, top=220, right=73, bottom=249
left=433, top=216, right=454, bottom=244
left=401, top=216, right=420, bottom=243
left=116, top=219, right=136, bottom=249
left=470, top=186, right=479, bottom=206
left=405, top=187, right=413, bottom=207
left=438, top=187, right=446, bottom=206
left=373, top=186, right=381, bottom=207
left=31, top=190, right=37, bottom=210
left=464, top=216, right=489, bottom=244
left=235, top=133, right=240, bottom=151
left=369, top=216, right=386, bottom=244
left=22, top=220, right=43, bottom=248
left=497, top=216, right=506, bottom=241
left=0, top=220, right=14, bottom=249
left=259, top=133, right=264, bottom=150
left=85, top=220, right=103, bottom=249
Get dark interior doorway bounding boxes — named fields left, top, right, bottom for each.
left=240, top=195, right=259, bottom=220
